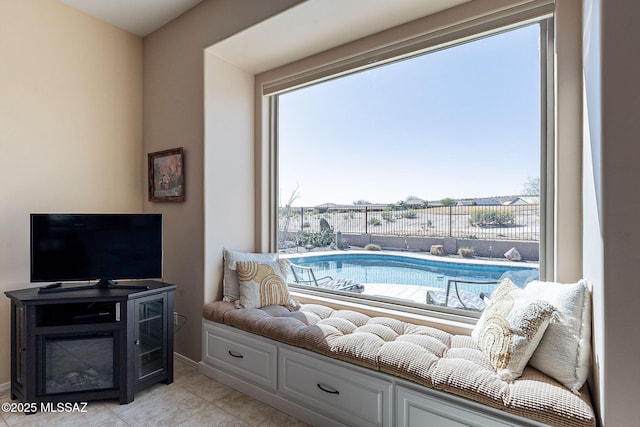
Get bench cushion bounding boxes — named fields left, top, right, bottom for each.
left=203, top=301, right=595, bottom=427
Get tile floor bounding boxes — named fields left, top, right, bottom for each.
left=0, top=358, right=309, bottom=427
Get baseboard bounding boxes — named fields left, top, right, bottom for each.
left=174, top=352, right=199, bottom=369
left=0, top=381, right=9, bottom=393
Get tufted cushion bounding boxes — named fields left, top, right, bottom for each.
left=203, top=301, right=595, bottom=427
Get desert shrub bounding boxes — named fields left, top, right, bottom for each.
left=368, top=217, right=381, bottom=226
left=382, top=208, right=394, bottom=221
left=420, top=220, right=433, bottom=230
left=364, top=243, right=381, bottom=251
left=302, top=221, right=310, bottom=228
left=401, top=209, right=417, bottom=219
left=319, top=217, right=332, bottom=231
left=469, top=209, right=515, bottom=227
left=296, top=229, right=334, bottom=247
left=458, top=247, right=475, bottom=257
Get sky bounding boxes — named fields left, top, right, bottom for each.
left=278, top=24, right=541, bottom=207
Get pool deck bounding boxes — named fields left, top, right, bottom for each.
left=362, top=282, right=431, bottom=304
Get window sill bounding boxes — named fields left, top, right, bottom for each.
left=290, top=290, right=475, bottom=336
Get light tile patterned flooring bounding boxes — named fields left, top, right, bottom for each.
left=0, top=358, right=309, bottom=427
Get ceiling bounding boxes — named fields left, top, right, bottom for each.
left=60, top=0, right=203, bottom=37
left=60, top=0, right=469, bottom=47
left=209, top=0, right=470, bottom=74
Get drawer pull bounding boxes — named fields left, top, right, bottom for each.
left=228, top=350, right=244, bottom=359
left=317, top=383, right=340, bottom=395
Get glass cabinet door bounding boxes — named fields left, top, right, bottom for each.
left=15, top=306, right=24, bottom=385
left=137, top=296, right=165, bottom=379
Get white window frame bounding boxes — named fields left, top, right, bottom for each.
left=257, top=5, right=555, bottom=324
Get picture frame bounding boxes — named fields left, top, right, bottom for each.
left=148, top=147, right=185, bottom=202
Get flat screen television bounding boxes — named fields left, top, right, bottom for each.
left=31, top=214, right=162, bottom=292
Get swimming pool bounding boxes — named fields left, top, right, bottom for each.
left=284, top=252, right=538, bottom=295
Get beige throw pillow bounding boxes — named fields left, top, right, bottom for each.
left=471, top=279, right=556, bottom=381
left=525, top=279, right=591, bottom=393
left=236, top=260, right=291, bottom=309
left=222, top=249, right=278, bottom=302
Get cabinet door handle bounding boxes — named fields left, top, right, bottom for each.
left=317, top=383, right=339, bottom=395
left=228, top=350, right=244, bottom=359
left=135, top=339, right=140, bottom=345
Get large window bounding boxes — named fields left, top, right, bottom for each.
left=274, top=20, right=551, bottom=319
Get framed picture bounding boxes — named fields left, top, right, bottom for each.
left=148, top=147, right=185, bottom=202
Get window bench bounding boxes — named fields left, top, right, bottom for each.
left=199, top=301, right=595, bottom=427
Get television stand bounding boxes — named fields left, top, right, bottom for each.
left=38, top=279, right=150, bottom=294
left=5, top=281, right=175, bottom=406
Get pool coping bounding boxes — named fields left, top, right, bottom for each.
left=280, top=249, right=540, bottom=270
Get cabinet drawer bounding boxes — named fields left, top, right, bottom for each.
left=396, top=386, right=515, bottom=427
left=279, top=347, right=392, bottom=427
left=203, top=323, right=277, bottom=390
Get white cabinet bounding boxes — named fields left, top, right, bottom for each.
left=202, top=322, right=277, bottom=391
left=279, top=347, right=392, bottom=427
left=200, top=320, right=546, bottom=427
left=396, top=386, right=520, bottom=427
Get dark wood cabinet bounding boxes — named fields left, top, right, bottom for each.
left=5, top=281, right=175, bottom=406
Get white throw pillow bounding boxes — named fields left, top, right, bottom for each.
left=472, top=279, right=556, bottom=382
left=222, top=249, right=278, bottom=302
left=525, top=279, right=591, bottom=393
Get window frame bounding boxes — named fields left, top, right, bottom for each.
left=259, top=9, right=555, bottom=324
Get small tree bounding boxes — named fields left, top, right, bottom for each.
left=522, top=176, right=540, bottom=196
left=279, top=185, right=300, bottom=243
left=441, top=197, right=456, bottom=207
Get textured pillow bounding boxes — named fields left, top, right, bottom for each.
left=222, top=249, right=278, bottom=302
left=471, top=279, right=556, bottom=381
left=236, top=260, right=291, bottom=309
left=525, top=279, right=591, bottom=393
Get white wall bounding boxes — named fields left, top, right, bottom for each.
left=203, top=51, right=256, bottom=304
left=583, top=0, right=640, bottom=425
left=0, top=0, right=143, bottom=384
left=582, top=0, right=603, bottom=419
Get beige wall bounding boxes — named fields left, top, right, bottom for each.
left=142, top=0, right=304, bottom=362
left=0, top=0, right=143, bottom=384
left=554, top=0, right=583, bottom=282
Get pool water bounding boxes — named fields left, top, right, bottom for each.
left=285, top=253, right=538, bottom=295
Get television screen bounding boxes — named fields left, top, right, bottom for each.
left=31, top=214, right=162, bottom=284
